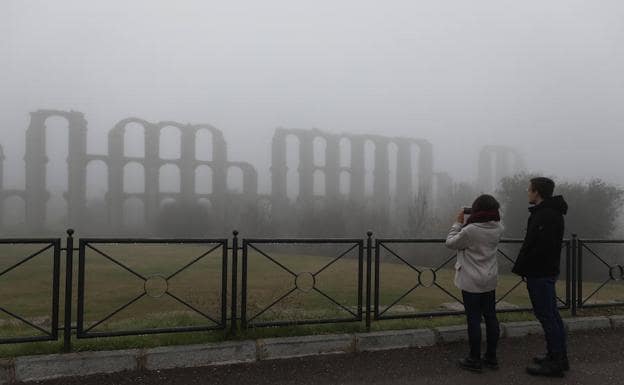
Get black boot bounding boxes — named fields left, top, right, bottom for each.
left=458, top=357, right=483, bottom=373
left=533, top=352, right=569, bottom=371
left=526, top=352, right=565, bottom=377
left=482, top=355, right=499, bottom=370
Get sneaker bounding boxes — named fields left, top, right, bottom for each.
left=458, top=357, right=483, bottom=373
left=533, top=352, right=569, bottom=371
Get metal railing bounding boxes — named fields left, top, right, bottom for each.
left=241, top=238, right=364, bottom=328
left=75, top=238, right=228, bottom=339
left=576, top=239, right=624, bottom=310
left=372, top=239, right=571, bottom=321
left=0, top=238, right=61, bottom=344
left=0, top=231, right=621, bottom=351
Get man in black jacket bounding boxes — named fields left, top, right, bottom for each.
left=512, top=177, right=568, bottom=377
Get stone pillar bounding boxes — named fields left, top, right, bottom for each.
left=298, top=133, right=314, bottom=203
left=395, top=140, right=412, bottom=209
left=240, top=163, right=258, bottom=198
left=145, top=125, right=160, bottom=230
left=66, top=112, right=88, bottom=229
left=24, top=111, right=48, bottom=233
left=415, top=140, right=434, bottom=209
left=373, top=138, right=390, bottom=207
left=180, top=127, right=196, bottom=205
left=349, top=136, right=365, bottom=204
left=270, top=129, right=288, bottom=203
left=107, top=127, right=125, bottom=231
left=211, top=131, right=228, bottom=225
left=325, top=135, right=340, bottom=200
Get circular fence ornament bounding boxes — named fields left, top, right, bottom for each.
left=144, top=275, right=168, bottom=298
left=608, top=265, right=624, bottom=282
left=418, top=269, right=437, bottom=288
left=295, top=272, right=316, bottom=293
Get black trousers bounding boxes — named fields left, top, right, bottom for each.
left=462, top=290, right=500, bottom=359
left=526, top=276, right=567, bottom=354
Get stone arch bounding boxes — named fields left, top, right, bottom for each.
left=339, top=137, right=351, bottom=168
left=339, top=170, right=351, bottom=196
left=86, top=159, right=108, bottom=202
left=122, top=121, right=146, bottom=158
left=410, top=142, right=421, bottom=200
left=195, top=165, right=213, bottom=194
left=123, top=162, right=145, bottom=194
left=159, top=196, right=177, bottom=206
left=197, top=197, right=213, bottom=213
left=313, top=136, right=327, bottom=167
left=159, top=125, right=182, bottom=160
left=159, top=164, right=181, bottom=193
left=226, top=165, right=244, bottom=194
left=43, top=115, right=70, bottom=193
left=195, top=128, right=214, bottom=161
left=313, top=169, right=326, bottom=196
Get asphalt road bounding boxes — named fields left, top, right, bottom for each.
left=27, top=328, right=624, bottom=385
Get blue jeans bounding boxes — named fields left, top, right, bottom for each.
left=462, top=290, right=500, bottom=359
left=526, top=276, right=567, bottom=354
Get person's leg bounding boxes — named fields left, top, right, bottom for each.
left=462, top=290, right=482, bottom=360
left=480, top=290, right=500, bottom=361
left=526, top=277, right=565, bottom=376
left=549, top=277, right=567, bottom=355
left=527, top=277, right=554, bottom=354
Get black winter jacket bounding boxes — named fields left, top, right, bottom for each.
left=512, top=196, right=568, bottom=278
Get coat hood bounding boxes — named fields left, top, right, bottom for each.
left=530, top=195, right=568, bottom=215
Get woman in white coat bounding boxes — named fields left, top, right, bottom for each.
left=446, top=194, right=504, bottom=373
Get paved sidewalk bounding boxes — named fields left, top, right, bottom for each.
left=27, top=328, right=624, bottom=385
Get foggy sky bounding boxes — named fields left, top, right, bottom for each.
left=2, top=0, right=624, bottom=195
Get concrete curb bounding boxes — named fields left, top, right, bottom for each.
left=564, top=316, right=611, bottom=332
left=609, top=315, right=624, bottom=328
left=257, top=334, right=354, bottom=360
left=502, top=321, right=544, bottom=338
left=355, top=329, right=436, bottom=352
left=2, top=315, right=623, bottom=384
left=144, top=341, right=256, bottom=370
left=14, top=349, right=139, bottom=383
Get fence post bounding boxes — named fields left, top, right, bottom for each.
left=230, top=230, right=239, bottom=335
left=63, top=229, right=74, bottom=353
left=366, top=231, right=372, bottom=331
left=571, top=234, right=577, bottom=317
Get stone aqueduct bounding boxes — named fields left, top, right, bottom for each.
left=0, top=110, right=523, bottom=234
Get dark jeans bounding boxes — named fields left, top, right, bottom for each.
left=462, top=290, right=500, bottom=360
left=526, top=276, right=567, bottom=354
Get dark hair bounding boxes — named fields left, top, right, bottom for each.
left=471, top=194, right=500, bottom=213
left=530, top=177, right=555, bottom=199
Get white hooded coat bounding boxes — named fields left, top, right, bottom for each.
left=445, top=221, right=504, bottom=293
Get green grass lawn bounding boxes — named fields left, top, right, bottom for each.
left=1, top=241, right=623, bottom=358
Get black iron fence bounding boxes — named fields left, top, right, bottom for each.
left=0, top=238, right=61, bottom=344
left=241, top=238, right=364, bottom=328
left=373, top=239, right=571, bottom=321
left=576, top=239, right=624, bottom=310
left=0, top=231, right=621, bottom=351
